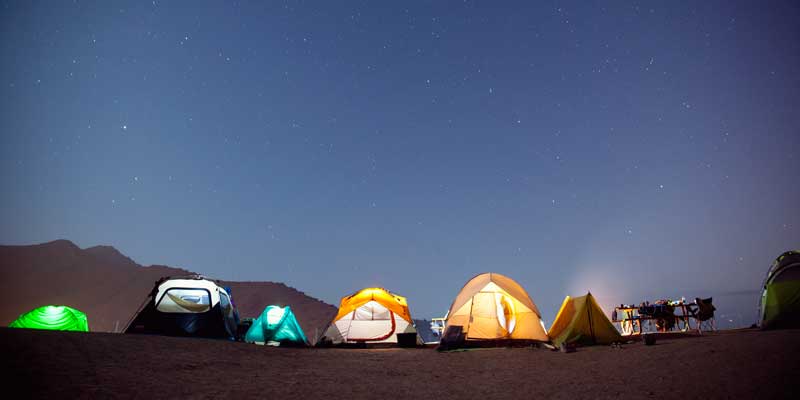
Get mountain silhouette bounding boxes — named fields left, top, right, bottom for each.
left=0, top=240, right=336, bottom=340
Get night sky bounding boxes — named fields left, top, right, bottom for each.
left=2, top=1, right=799, bottom=326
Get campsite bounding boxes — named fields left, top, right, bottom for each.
left=2, top=1, right=800, bottom=398
left=2, top=242, right=800, bottom=398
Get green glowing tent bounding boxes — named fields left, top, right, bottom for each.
left=244, top=305, right=307, bottom=346
left=9, top=305, right=89, bottom=332
left=759, top=251, right=800, bottom=329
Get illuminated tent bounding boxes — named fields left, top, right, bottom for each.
left=124, top=275, right=240, bottom=340
left=9, top=305, right=88, bottom=332
left=759, top=250, right=800, bottom=329
left=318, top=287, right=421, bottom=345
left=244, top=305, right=308, bottom=346
left=444, top=273, right=548, bottom=342
left=548, top=292, right=622, bottom=346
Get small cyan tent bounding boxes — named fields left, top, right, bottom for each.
left=245, top=305, right=308, bottom=346
left=548, top=292, right=621, bottom=346
left=9, top=305, right=89, bottom=332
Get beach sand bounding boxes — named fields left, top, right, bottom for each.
left=2, top=327, right=797, bottom=399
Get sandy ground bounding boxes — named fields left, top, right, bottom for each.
left=1, top=328, right=798, bottom=399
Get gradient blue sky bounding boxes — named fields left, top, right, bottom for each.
left=2, top=1, right=798, bottom=325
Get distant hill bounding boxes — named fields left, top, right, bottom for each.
left=0, top=240, right=336, bottom=341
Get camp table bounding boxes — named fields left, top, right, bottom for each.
left=613, top=301, right=696, bottom=335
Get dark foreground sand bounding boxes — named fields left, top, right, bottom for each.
left=1, top=328, right=798, bottom=399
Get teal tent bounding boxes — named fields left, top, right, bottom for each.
left=245, top=305, right=307, bottom=346
left=9, top=305, right=89, bottom=332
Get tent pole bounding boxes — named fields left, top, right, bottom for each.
left=466, top=296, right=475, bottom=339
left=122, top=293, right=154, bottom=333
left=587, top=296, right=596, bottom=344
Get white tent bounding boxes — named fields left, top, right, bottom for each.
left=125, top=275, right=239, bottom=339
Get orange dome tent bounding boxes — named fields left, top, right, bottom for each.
left=318, top=287, right=421, bottom=345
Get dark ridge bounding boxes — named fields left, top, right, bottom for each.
left=84, top=245, right=138, bottom=268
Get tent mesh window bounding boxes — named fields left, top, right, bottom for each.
left=157, top=288, right=211, bottom=313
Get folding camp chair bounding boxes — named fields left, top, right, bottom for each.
left=691, top=297, right=716, bottom=334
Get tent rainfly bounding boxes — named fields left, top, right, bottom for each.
left=548, top=292, right=622, bottom=346
left=759, top=250, right=800, bottom=329
left=124, top=275, right=240, bottom=340
left=444, top=272, right=548, bottom=342
left=245, top=305, right=308, bottom=346
left=318, top=287, right=421, bottom=345
left=9, top=305, right=89, bottom=332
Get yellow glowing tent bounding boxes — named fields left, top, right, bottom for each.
left=444, top=273, right=548, bottom=341
left=548, top=292, right=622, bottom=346
left=318, top=287, right=420, bottom=345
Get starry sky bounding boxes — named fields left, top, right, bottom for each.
left=1, top=1, right=799, bottom=326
